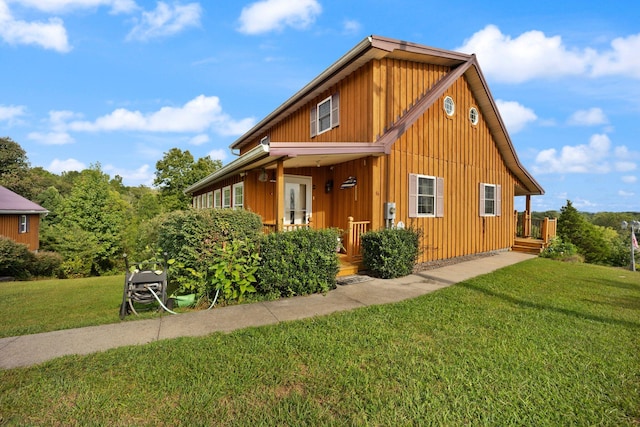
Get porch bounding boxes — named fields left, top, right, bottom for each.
left=513, top=211, right=557, bottom=255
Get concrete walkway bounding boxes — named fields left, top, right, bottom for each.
left=0, top=251, right=535, bottom=369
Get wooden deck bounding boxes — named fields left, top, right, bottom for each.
left=512, top=237, right=546, bottom=255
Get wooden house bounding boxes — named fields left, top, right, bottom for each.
left=185, top=36, right=553, bottom=273
left=0, top=186, right=48, bottom=251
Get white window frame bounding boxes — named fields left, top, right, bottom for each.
left=19, top=215, right=28, bottom=234
left=222, top=186, right=231, bottom=208
left=409, top=174, right=444, bottom=218
left=206, top=191, right=213, bottom=208
left=232, top=182, right=244, bottom=210
left=444, top=96, right=455, bottom=116
left=480, top=183, right=502, bottom=217
left=310, top=92, right=340, bottom=137
left=469, top=107, right=479, bottom=125
left=214, top=189, right=221, bottom=209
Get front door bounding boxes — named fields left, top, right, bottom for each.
left=284, top=175, right=312, bottom=225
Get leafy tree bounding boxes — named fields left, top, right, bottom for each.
left=154, top=148, right=222, bottom=211
left=0, top=136, right=31, bottom=197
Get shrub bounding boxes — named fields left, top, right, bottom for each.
left=257, top=228, right=340, bottom=297
left=540, top=237, right=580, bottom=261
left=208, top=239, right=260, bottom=303
left=0, top=237, right=34, bottom=279
left=361, top=227, right=421, bottom=279
left=29, top=251, right=63, bottom=277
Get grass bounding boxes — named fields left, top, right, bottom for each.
left=0, top=258, right=638, bottom=425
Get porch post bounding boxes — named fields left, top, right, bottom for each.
left=276, top=159, right=285, bottom=232
left=524, top=195, right=532, bottom=238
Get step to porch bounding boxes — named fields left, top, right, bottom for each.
left=337, top=255, right=362, bottom=277
left=512, top=238, right=545, bottom=255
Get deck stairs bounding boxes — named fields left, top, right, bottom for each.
left=512, top=238, right=545, bottom=255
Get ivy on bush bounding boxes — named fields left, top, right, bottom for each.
left=361, top=227, right=421, bottom=279
left=257, top=228, right=340, bottom=297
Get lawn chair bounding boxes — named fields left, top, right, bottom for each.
left=119, top=254, right=170, bottom=320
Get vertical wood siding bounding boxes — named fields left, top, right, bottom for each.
left=0, top=215, right=41, bottom=251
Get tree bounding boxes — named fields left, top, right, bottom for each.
left=0, top=137, right=31, bottom=197
left=154, top=148, right=222, bottom=211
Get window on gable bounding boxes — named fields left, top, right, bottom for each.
left=310, top=92, right=340, bottom=137
left=232, top=182, right=244, bottom=209
left=409, top=174, right=444, bottom=218
left=214, top=189, right=221, bottom=209
left=18, top=215, right=28, bottom=234
left=444, top=96, right=455, bottom=116
left=480, top=183, right=502, bottom=217
left=222, top=186, right=231, bottom=208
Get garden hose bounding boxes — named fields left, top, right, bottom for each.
left=146, top=285, right=178, bottom=315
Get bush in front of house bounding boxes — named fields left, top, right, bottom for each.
left=142, top=208, right=263, bottom=298
left=0, top=236, right=35, bottom=279
left=540, top=237, right=582, bottom=262
left=361, top=227, right=421, bottom=279
left=257, top=228, right=340, bottom=298
left=30, top=251, right=64, bottom=277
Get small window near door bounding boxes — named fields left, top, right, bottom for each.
left=480, top=183, right=502, bottom=217
left=409, top=174, right=444, bottom=218
left=232, top=182, right=244, bottom=209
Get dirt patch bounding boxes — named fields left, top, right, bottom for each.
left=412, top=251, right=499, bottom=273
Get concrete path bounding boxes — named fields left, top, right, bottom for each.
left=0, top=251, right=535, bottom=369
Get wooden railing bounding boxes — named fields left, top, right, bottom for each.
left=346, top=216, right=370, bottom=263
left=262, top=222, right=310, bottom=234
left=514, top=211, right=557, bottom=244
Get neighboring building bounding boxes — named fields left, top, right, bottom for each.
left=185, top=35, right=552, bottom=270
left=0, top=186, right=48, bottom=251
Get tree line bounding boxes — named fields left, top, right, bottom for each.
left=0, top=136, right=221, bottom=277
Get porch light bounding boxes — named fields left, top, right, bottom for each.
left=340, top=176, right=357, bottom=189
left=258, top=168, right=268, bottom=182
left=621, top=220, right=640, bottom=272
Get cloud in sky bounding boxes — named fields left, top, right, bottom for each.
left=238, top=0, right=321, bottom=35
left=533, top=133, right=638, bottom=175
left=126, top=2, right=202, bottom=41
left=27, top=131, right=74, bottom=145
left=496, top=100, right=537, bottom=133
left=61, top=95, right=255, bottom=135
left=0, top=104, right=26, bottom=124
left=207, top=148, right=228, bottom=161
left=103, top=163, right=153, bottom=185
left=0, top=1, right=70, bottom=52
left=7, top=0, right=137, bottom=14
left=567, top=107, right=608, bottom=126
left=622, top=175, right=637, bottom=184
left=48, top=158, right=86, bottom=173
left=458, top=25, right=640, bottom=83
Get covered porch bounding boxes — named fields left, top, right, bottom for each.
left=512, top=194, right=557, bottom=254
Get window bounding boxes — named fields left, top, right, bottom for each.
left=222, top=186, right=231, bottom=208
left=310, top=92, right=340, bottom=137
left=469, top=107, right=479, bottom=125
left=207, top=192, right=213, bottom=208
left=409, top=174, right=444, bottom=218
left=444, top=96, right=455, bottom=116
left=214, top=189, right=221, bottom=209
left=480, top=183, right=502, bottom=217
left=18, top=215, right=28, bottom=234
left=232, top=182, right=244, bottom=209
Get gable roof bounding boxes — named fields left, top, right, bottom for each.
left=0, top=186, right=48, bottom=215
left=187, top=35, right=543, bottom=196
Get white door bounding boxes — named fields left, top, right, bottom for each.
left=284, top=175, right=312, bottom=225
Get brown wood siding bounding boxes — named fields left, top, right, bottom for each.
left=382, top=71, right=516, bottom=262
left=0, top=214, right=41, bottom=251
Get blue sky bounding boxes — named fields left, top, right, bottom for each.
left=1, top=0, right=639, bottom=212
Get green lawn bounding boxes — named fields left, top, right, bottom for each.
left=0, top=258, right=638, bottom=425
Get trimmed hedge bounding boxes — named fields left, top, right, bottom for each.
left=0, top=237, right=34, bottom=279
left=361, top=227, right=421, bottom=279
left=257, top=228, right=340, bottom=297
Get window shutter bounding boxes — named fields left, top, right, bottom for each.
left=310, top=105, right=317, bottom=138
left=331, top=92, right=340, bottom=128
left=496, top=184, right=502, bottom=217
left=408, top=174, right=418, bottom=218
left=436, top=177, right=444, bottom=218
left=479, top=183, right=486, bottom=217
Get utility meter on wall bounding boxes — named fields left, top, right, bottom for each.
left=384, top=202, right=396, bottom=220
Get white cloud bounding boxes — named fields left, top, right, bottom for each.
left=0, top=1, right=71, bottom=52
left=103, top=163, right=154, bottom=186
left=27, top=131, right=74, bottom=145
left=342, top=19, right=361, bottom=35
left=207, top=148, right=227, bottom=161
left=189, top=134, right=209, bottom=145
left=496, top=99, right=537, bottom=133
left=127, top=1, right=202, bottom=41
left=238, top=0, right=321, bottom=35
left=457, top=25, right=640, bottom=83
left=615, top=161, right=637, bottom=172
left=65, top=95, right=255, bottom=135
left=533, top=133, right=613, bottom=174
left=567, top=108, right=608, bottom=126
left=0, top=104, right=26, bottom=124
left=591, top=33, right=640, bottom=79
left=48, top=158, right=85, bottom=173
left=618, top=190, right=634, bottom=197
left=622, top=175, right=637, bottom=184
left=7, top=0, right=137, bottom=14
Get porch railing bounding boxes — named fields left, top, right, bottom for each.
left=514, top=211, right=557, bottom=244
left=262, top=222, right=310, bottom=234
left=346, top=216, right=370, bottom=263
